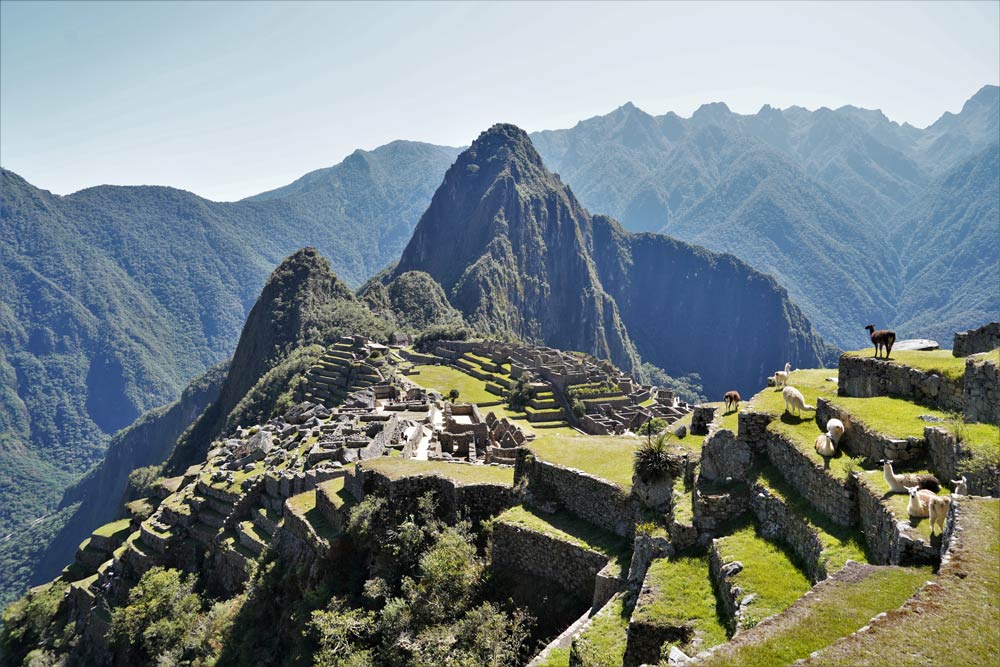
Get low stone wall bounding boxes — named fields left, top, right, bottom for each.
left=693, top=479, right=751, bottom=534
left=963, top=355, right=1000, bottom=425
left=764, top=430, right=856, bottom=527
left=622, top=563, right=693, bottom=667
left=362, top=468, right=517, bottom=527
left=690, top=405, right=717, bottom=435
left=700, top=428, right=753, bottom=482
left=837, top=354, right=963, bottom=413
left=593, top=559, right=627, bottom=611
left=516, top=450, right=638, bottom=537
left=708, top=540, right=749, bottom=634
left=925, top=427, right=1000, bottom=497
left=625, top=533, right=673, bottom=597
left=953, top=322, right=1000, bottom=357
left=738, top=410, right=773, bottom=454
left=815, top=398, right=923, bottom=465
left=854, top=473, right=937, bottom=566
left=490, top=521, right=608, bottom=603
left=750, top=483, right=827, bottom=582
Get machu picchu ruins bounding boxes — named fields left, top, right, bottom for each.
left=14, top=322, right=998, bottom=667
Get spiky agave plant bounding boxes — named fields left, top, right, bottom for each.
left=634, top=433, right=672, bottom=483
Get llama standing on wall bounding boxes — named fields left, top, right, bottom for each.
left=865, top=325, right=896, bottom=359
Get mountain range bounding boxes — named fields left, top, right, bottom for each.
left=1, top=87, right=997, bottom=606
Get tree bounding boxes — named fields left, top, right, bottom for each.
left=637, top=417, right=668, bottom=444
left=110, top=567, right=202, bottom=663
left=447, top=388, right=460, bottom=402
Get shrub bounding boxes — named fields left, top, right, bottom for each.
left=571, top=399, right=586, bottom=418
left=634, top=434, right=672, bottom=482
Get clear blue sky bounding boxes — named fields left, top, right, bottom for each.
left=2, top=0, right=998, bottom=201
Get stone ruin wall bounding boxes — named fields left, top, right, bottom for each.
left=925, top=426, right=1000, bottom=497
left=815, top=398, right=923, bottom=464
left=953, top=322, right=1000, bottom=357
left=837, top=354, right=964, bottom=414
left=764, top=430, right=856, bottom=527
left=490, top=521, right=610, bottom=605
left=750, top=483, right=827, bottom=582
left=962, top=355, right=1000, bottom=425
left=514, top=449, right=639, bottom=537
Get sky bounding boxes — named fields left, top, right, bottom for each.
left=2, top=1, right=998, bottom=201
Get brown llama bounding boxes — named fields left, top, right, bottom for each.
left=723, top=390, right=741, bottom=412
left=865, top=324, right=896, bottom=359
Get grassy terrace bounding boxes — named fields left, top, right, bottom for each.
left=669, top=411, right=708, bottom=452
left=845, top=348, right=968, bottom=382
left=751, top=365, right=999, bottom=474
left=286, top=489, right=340, bottom=542
left=755, top=465, right=868, bottom=572
left=317, top=476, right=354, bottom=509
left=526, top=433, right=640, bottom=490
left=571, top=594, right=631, bottom=667
left=93, top=518, right=132, bottom=540
left=696, top=565, right=930, bottom=667
left=633, top=555, right=728, bottom=652
left=804, top=497, right=999, bottom=667
left=715, top=523, right=812, bottom=629
left=361, top=457, right=515, bottom=486
left=496, top=505, right=630, bottom=576
left=856, top=470, right=938, bottom=541
left=409, top=364, right=498, bottom=404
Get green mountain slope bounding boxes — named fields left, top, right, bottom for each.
left=394, top=123, right=833, bottom=394
left=892, top=144, right=1000, bottom=342
left=0, top=141, right=457, bottom=605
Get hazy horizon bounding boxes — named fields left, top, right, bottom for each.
left=2, top=0, right=998, bottom=201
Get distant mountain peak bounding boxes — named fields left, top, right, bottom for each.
left=692, top=101, right=732, bottom=118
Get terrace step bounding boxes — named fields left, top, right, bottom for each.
left=750, top=465, right=867, bottom=582
left=854, top=469, right=940, bottom=566
left=710, top=523, right=811, bottom=635
left=691, top=562, right=929, bottom=667
left=623, top=554, right=728, bottom=665
left=237, top=520, right=267, bottom=557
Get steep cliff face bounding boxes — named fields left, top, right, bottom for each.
left=395, top=123, right=832, bottom=395
left=395, top=124, right=641, bottom=373
left=589, top=217, right=836, bottom=395
left=26, top=361, right=228, bottom=591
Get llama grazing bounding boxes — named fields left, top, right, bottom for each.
left=814, top=432, right=836, bottom=457
left=905, top=486, right=937, bottom=518
left=773, top=362, right=792, bottom=388
left=865, top=325, right=896, bottom=359
left=782, top=386, right=815, bottom=417
left=928, top=494, right=952, bottom=534
left=951, top=476, right=968, bottom=496
left=880, top=459, right=941, bottom=494
left=723, top=390, right=741, bottom=412
left=825, top=418, right=845, bottom=444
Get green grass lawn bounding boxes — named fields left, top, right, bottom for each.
left=845, top=348, right=968, bottom=382
left=633, top=555, right=729, bottom=652
left=805, top=498, right=999, bottom=666
left=362, top=457, right=515, bottom=486
left=495, top=505, right=630, bottom=575
left=571, top=594, right=631, bottom=667
left=715, top=523, right=812, bottom=629
left=669, top=411, right=708, bottom=452
left=534, top=646, right=571, bottom=667
left=93, top=518, right=132, bottom=540
left=317, top=476, right=354, bottom=509
left=527, top=433, right=640, bottom=490
left=695, top=565, right=930, bottom=667
left=409, top=364, right=498, bottom=404
left=755, top=465, right=868, bottom=573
